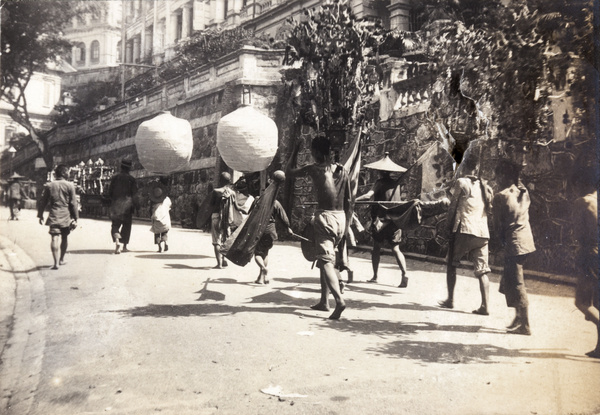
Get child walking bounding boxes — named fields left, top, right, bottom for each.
left=149, top=179, right=171, bottom=253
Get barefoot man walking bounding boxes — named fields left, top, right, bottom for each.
left=287, top=135, right=352, bottom=320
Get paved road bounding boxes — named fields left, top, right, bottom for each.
left=1, top=207, right=599, bottom=415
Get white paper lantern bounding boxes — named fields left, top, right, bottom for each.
left=135, top=111, right=193, bottom=174
left=216, top=105, right=278, bottom=172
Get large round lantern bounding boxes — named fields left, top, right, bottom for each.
left=216, top=105, right=278, bottom=172
left=135, top=111, right=193, bottom=174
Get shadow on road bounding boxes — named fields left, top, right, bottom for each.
left=165, top=264, right=215, bottom=270
left=368, top=339, right=600, bottom=365
left=110, top=301, right=597, bottom=365
left=3, top=266, right=46, bottom=274
left=136, top=254, right=211, bottom=260
left=70, top=249, right=119, bottom=255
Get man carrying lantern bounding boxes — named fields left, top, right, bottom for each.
left=209, top=172, right=234, bottom=269
left=108, top=158, right=139, bottom=254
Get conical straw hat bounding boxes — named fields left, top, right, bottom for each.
left=364, top=152, right=407, bottom=172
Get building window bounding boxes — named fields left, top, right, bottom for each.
left=43, top=82, right=54, bottom=108
left=224, top=0, right=229, bottom=19
left=159, top=18, right=166, bottom=49
left=91, top=41, right=100, bottom=63
left=409, top=8, right=426, bottom=32
left=176, top=12, right=183, bottom=41
left=75, top=42, right=86, bottom=66
left=5, top=126, right=15, bottom=144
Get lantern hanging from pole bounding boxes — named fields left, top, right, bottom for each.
left=216, top=105, right=278, bottom=173
left=135, top=111, right=193, bottom=174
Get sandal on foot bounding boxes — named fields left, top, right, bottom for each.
left=367, top=277, right=378, bottom=283
left=472, top=307, right=489, bottom=316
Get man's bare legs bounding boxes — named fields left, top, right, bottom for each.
left=368, top=242, right=408, bottom=287
left=391, top=244, right=408, bottom=287
left=59, top=235, right=68, bottom=265
left=50, top=235, right=60, bottom=269
left=213, top=245, right=227, bottom=269
left=588, top=321, right=600, bottom=358
left=439, top=262, right=456, bottom=308
left=311, top=264, right=346, bottom=319
left=575, top=285, right=600, bottom=357
left=254, top=254, right=269, bottom=284
left=472, top=273, right=490, bottom=315
left=575, top=297, right=600, bottom=325
left=322, top=263, right=346, bottom=319
left=50, top=234, right=68, bottom=269
left=311, top=271, right=331, bottom=311
left=368, top=241, right=382, bottom=282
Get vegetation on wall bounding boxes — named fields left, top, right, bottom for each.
left=412, top=0, right=594, bottom=161
left=53, top=81, right=121, bottom=125
left=282, top=0, right=387, bottom=148
left=126, top=27, right=282, bottom=98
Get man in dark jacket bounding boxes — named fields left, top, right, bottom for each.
left=108, top=158, right=138, bottom=254
left=493, top=161, right=536, bottom=335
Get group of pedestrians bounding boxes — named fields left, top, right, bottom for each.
left=32, top=140, right=599, bottom=357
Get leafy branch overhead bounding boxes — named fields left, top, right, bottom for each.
left=419, top=0, right=593, bottom=150
left=0, top=0, right=92, bottom=168
left=282, top=0, right=387, bottom=133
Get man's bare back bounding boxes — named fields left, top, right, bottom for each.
left=304, top=163, right=348, bottom=211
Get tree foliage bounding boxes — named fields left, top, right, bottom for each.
left=414, top=0, right=594, bottom=159
left=0, top=0, right=90, bottom=167
left=282, top=0, right=386, bottom=143
left=53, top=81, right=121, bottom=126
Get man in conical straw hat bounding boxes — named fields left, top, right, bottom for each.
left=356, top=152, right=410, bottom=287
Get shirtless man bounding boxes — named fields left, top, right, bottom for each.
left=287, top=135, right=352, bottom=320
left=572, top=168, right=599, bottom=358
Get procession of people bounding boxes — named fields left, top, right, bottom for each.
left=18, top=132, right=598, bottom=359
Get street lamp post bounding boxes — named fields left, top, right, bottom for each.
left=8, top=146, right=16, bottom=176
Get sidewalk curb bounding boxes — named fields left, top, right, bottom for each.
left=0, top=235, right=47, bottom=415
left=81, top=213, right=577, bottom=287
left=350, top=244, right=576, bottom=286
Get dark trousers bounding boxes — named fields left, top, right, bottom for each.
left=8, top=198, right=20, bottom=219
left=111, top=215, right=132, bottom=244
left=500, top=255, right=529, bottom=308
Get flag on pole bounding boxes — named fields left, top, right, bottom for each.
left=340, top=129, right=362, bottom=201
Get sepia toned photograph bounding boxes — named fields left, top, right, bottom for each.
left=0, top=0, right=598, bottom=414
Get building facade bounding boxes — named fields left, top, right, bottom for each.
left=0, top=61, right=74, bottom=151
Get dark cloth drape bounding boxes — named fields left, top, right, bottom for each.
left=378, top=199, right=449, bottom=231
left=223, top=179, right=282, bottom=267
